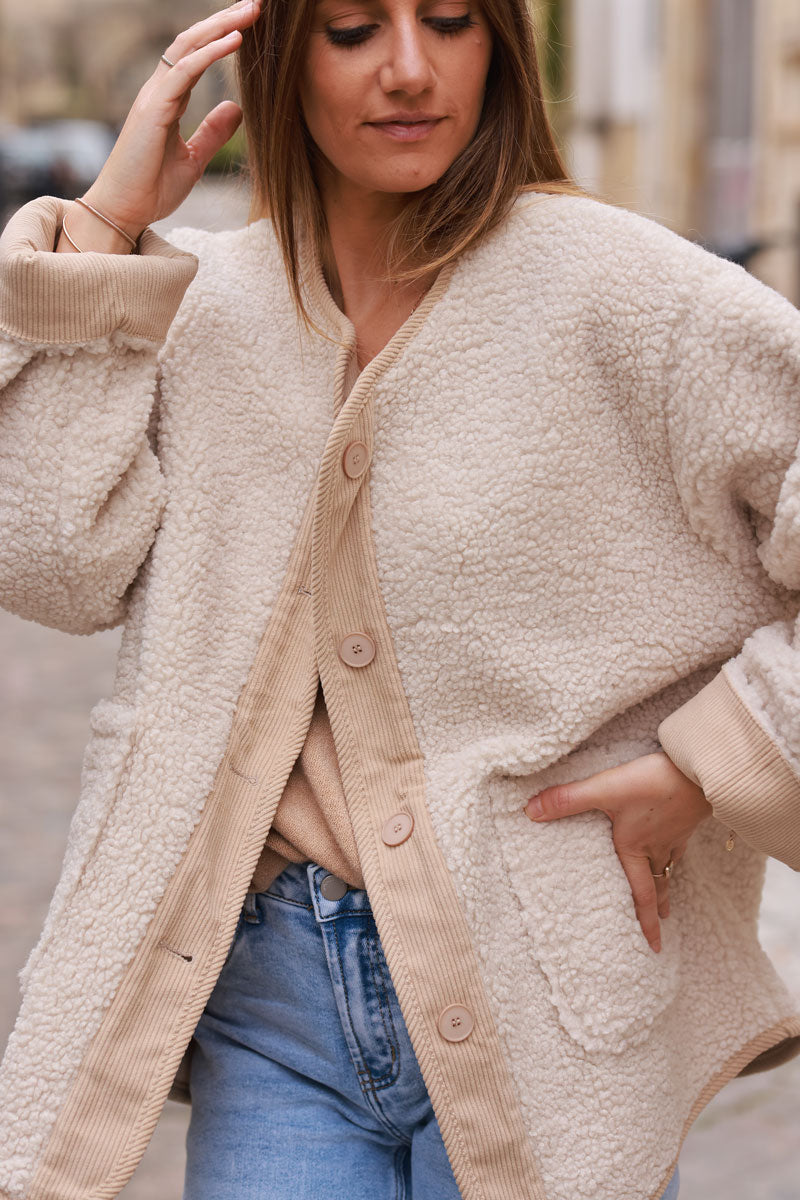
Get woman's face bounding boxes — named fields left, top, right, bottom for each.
left=299, top=0, right=493, bottom=200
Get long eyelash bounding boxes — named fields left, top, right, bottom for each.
left=324, top=13, right=477, bottom=48
left=325, top=23, right=378, bottom=46
left=430, top=14, right=477, bottom=35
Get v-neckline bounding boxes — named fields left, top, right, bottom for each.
left=298, top=227, right=460, bottom=396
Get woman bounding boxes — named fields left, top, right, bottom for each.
left=0, top=1, right=798, bottom=1198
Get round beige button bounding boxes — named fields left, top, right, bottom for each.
left=342, top=441, right=370, bottom=478
left=438, top=1005, right=474, bottom=1043
left=338, top=632, right=376, bottom=668
left=381, top=812, right=414, bottom=846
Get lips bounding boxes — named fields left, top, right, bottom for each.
left=368, top=112, right=443, bottom=123
left=366, top=116, right=443, bottom=141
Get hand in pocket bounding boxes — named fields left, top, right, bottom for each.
left=523, top=751, right=713, bottom=953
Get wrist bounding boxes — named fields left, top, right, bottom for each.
left=657, top=749, right=713, bottom=817
left=80, top=186, right=148, bottom=243
left=56, top=200, right=137, bottom=255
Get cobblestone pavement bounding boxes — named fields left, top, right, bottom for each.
left=1, top=177, right=798, bottom=1198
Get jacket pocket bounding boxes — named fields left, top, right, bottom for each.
left=19, top=698, right=139, bottom=993
left=487, top=772, right=682, bottom=1055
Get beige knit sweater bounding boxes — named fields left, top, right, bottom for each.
left=252, top=677, right=363, bottom=891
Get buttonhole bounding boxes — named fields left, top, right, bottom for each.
left=228, top=763, right=258, bottom=785
left=158, top=941, right=193, bottom=963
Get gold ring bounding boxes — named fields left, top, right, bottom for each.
left=652, top=857, right=674, bottom=880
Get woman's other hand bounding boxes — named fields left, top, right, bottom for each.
left=523, top=753, right=713, bottom=953
left=57, top=0, right=262, bottom=251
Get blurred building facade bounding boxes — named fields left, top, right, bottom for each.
left=0, top=0, right=225, bottom=132
left=1, top=0, right=799, bottom=301
left=564, top=0, right=800, bottom=301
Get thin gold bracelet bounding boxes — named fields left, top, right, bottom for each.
left=60, top=214, right=85, bottom=253
left=73, top=196, right=139, bottom=248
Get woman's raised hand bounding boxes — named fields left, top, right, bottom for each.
left=59, top=0, right=261, bottom=251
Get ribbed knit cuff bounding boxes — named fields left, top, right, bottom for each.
left=0, top=195, right=199, bottom=346
left=658, top=670, right=800, bottom=869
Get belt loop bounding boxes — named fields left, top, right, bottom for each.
left=243, top=891, right=261, bottom=923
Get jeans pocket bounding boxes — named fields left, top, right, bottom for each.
left=214, top=890, right=263, bottom=982
left=321, top=913, right=403, bottom=1089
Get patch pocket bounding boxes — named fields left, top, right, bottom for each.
left=488, top=777, right=681, bottom=1055
left=19, top=698, right=139, bottom=993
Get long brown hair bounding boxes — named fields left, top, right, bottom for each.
left=236, top=0, right=592, bottom=327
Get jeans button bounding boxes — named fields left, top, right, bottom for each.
left=320, top=873, right=349, bottom=901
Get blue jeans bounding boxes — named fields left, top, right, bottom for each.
left=183, top=860, right=681, bottom=1200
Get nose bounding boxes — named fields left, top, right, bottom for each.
left=378, top=19, right=436, bottom=95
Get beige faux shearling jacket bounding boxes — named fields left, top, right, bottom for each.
left=0, top=190, right=799, bottom=1200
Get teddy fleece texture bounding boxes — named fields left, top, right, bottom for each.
left=0, top=190, right=799, bottom=1200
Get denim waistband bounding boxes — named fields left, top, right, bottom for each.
left=261, top=859, right=373, bottom=921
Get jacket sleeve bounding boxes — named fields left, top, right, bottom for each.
left=655, top=252, right=800, bottom=869
left=0, top=194, right=199, bottom=635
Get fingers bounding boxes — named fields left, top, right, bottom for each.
left=626, top=846, right=685, bottom=950
left=655, top=873, right=670, bottom=920
left=525, top=777, right=609, bottom=822
left=620, top=853, right=663, bottom=953
left=158, top=30, right=246, bottom=101
left=160, top=0, right=262, bottom=77
left=185, top=101, right=244, bottom=172
left=656, top=838, right=687, bottom=921
left=524, top=753, right=666, bottom=823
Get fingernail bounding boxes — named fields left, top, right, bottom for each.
left=652, top=939, right=661, bottom=953
left=526, top=799, right=543, bottom=819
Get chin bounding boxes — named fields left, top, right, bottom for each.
left=356, top=162, right=456, bottom=195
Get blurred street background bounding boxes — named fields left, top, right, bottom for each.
left=1, top=1, right=800, bottom=1197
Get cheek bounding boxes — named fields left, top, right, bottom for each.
left=299, top=55, right=333, bottom=148
left=462, top=35, right=492, bottom=111
left=299, top=48, right=360, bottom=148
left=442, top=35, right=492, bottom=131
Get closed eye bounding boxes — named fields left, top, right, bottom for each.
left=325, top=14, right=477, bottom=47
left=325, top=22, right=379, bottom=45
